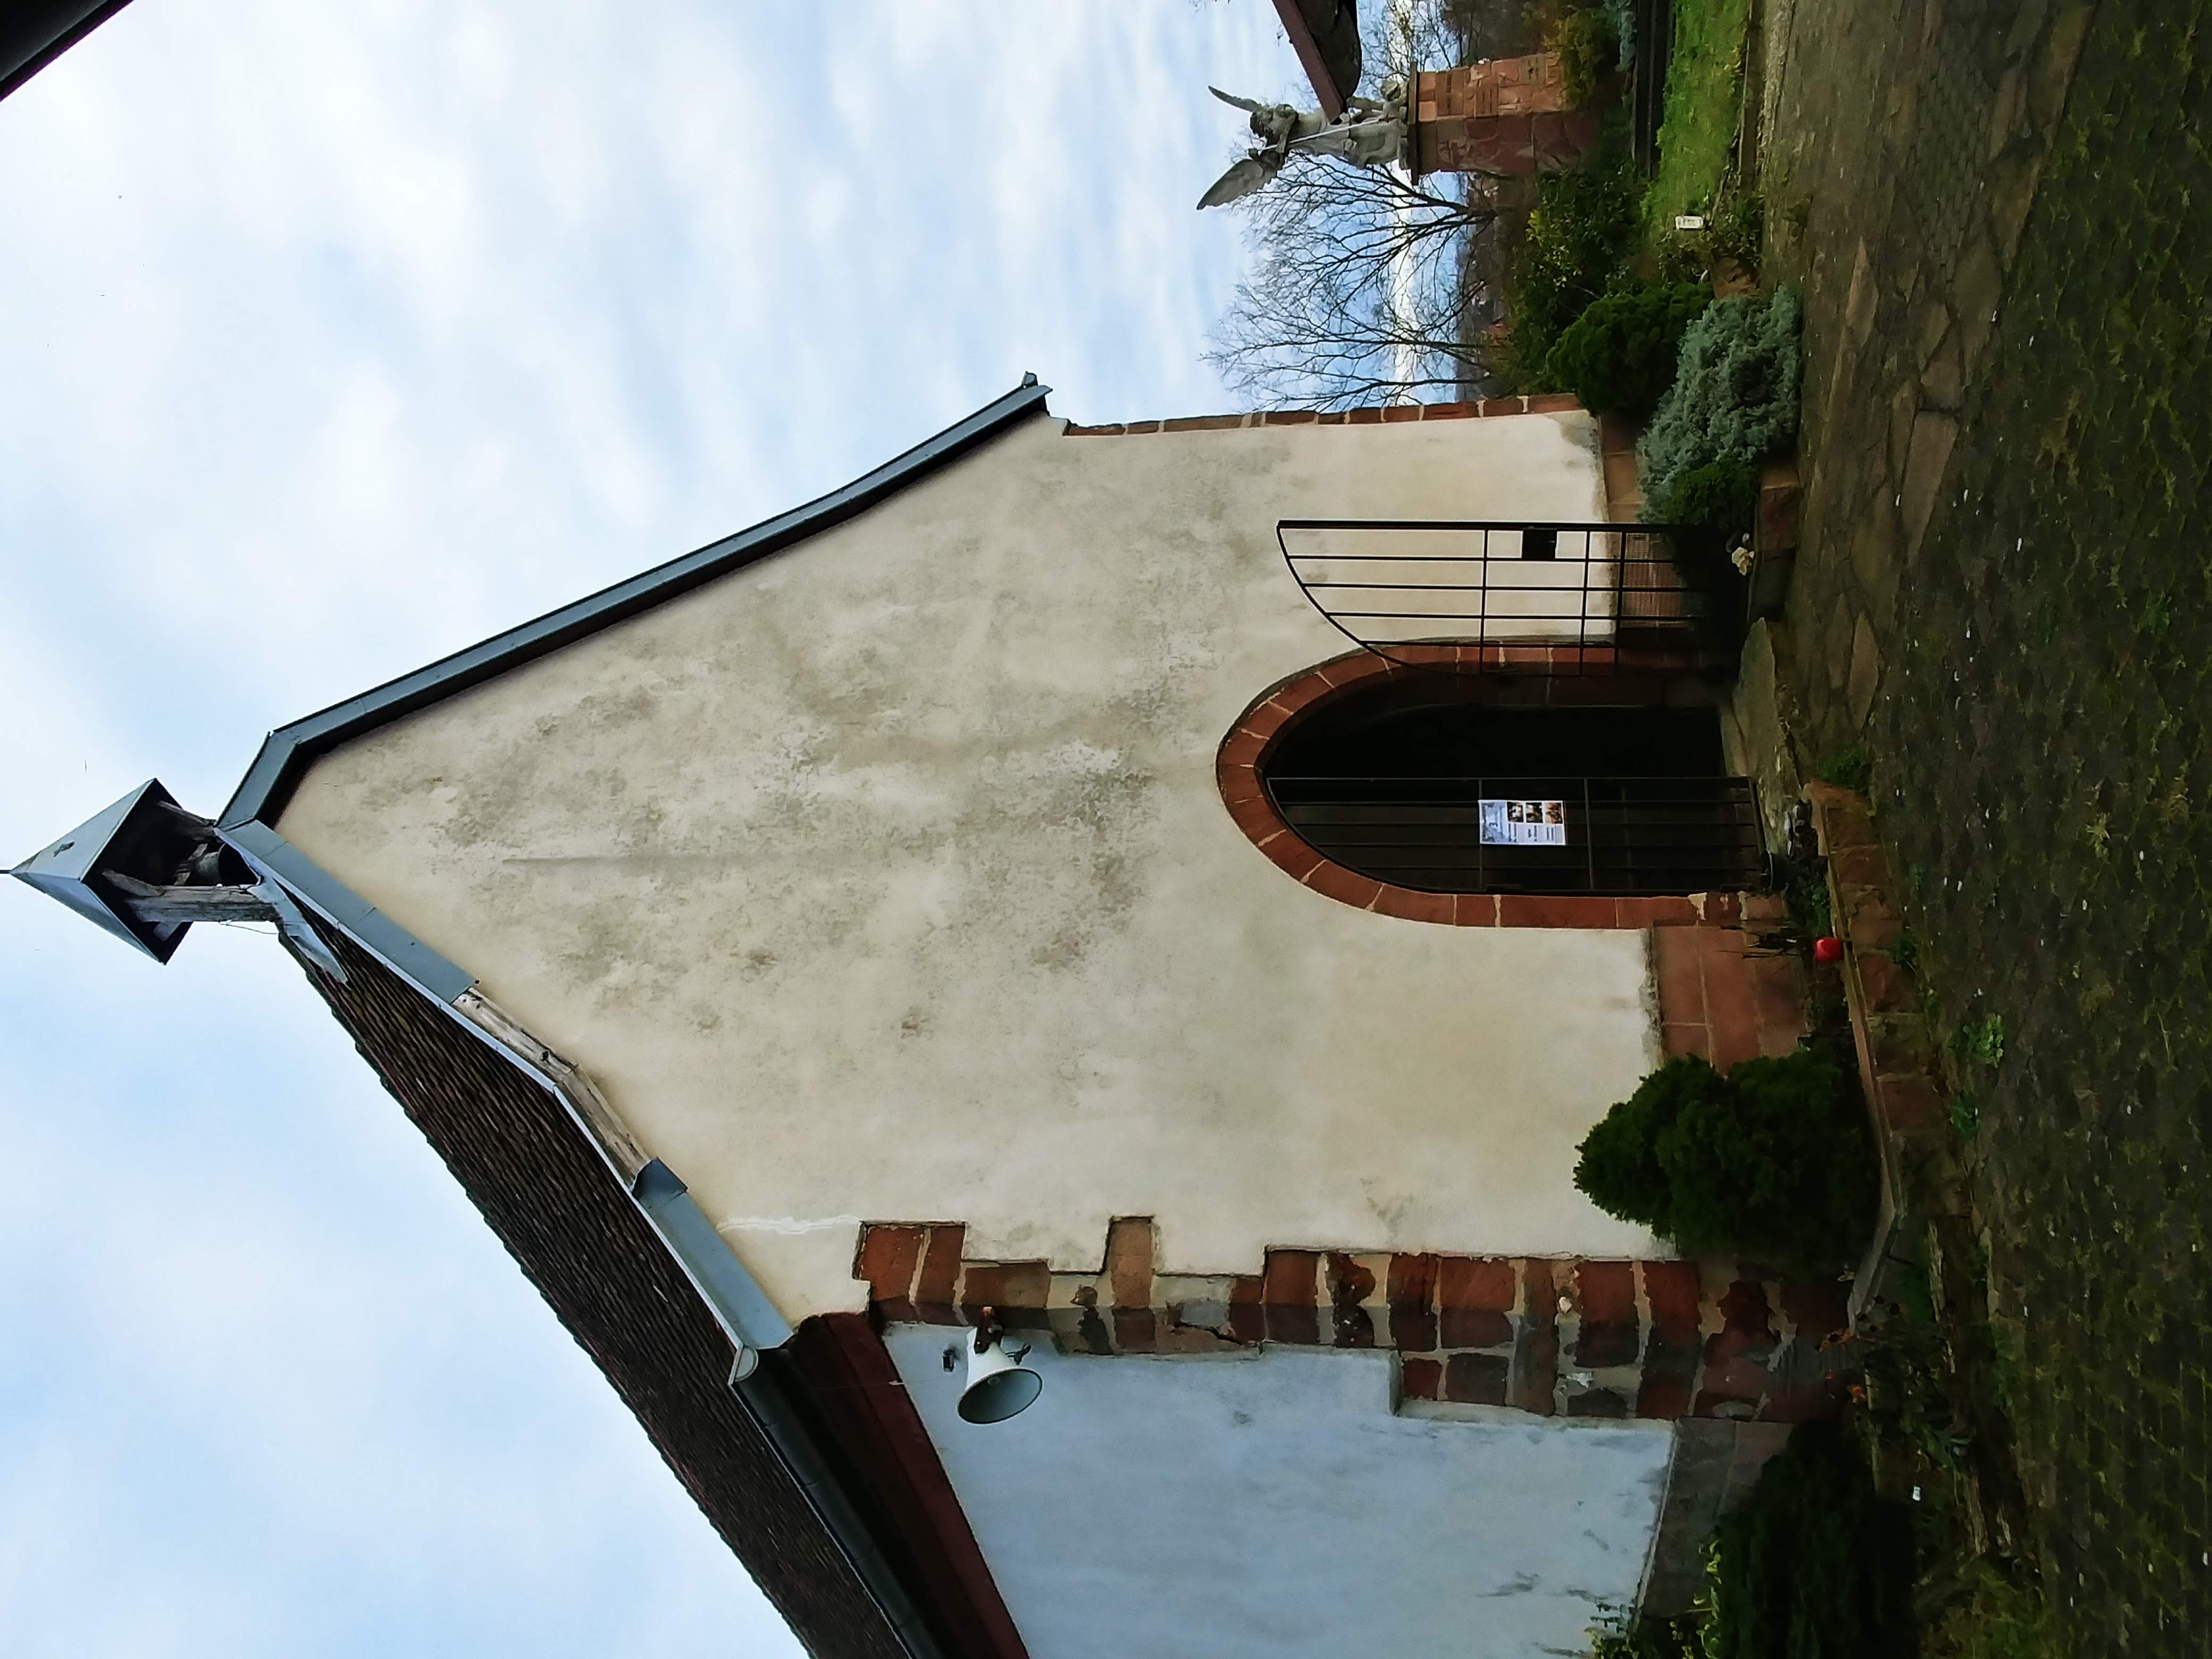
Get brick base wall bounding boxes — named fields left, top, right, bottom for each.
left=1061, top=396, right=1580, bottom=436
left=856, top=1220, right=1850, bottom=1425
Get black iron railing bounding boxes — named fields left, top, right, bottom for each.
left=1278, top=519, right=1747, bottom=675
left=1267, top=774, right=1763, bottom=896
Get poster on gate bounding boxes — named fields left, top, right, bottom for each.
left=1479, top=798, right=1568, bottom=846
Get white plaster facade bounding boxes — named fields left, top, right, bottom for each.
left=885, top=1327, right=1672, bottom=1657
left=275, top=409, right=1668, bottom=1321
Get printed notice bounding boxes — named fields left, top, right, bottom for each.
left=1479, top=799, right=1569, bottom=846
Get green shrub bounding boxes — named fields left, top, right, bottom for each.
left=1819, top=743, right=1873, bottom=790
left=1541, top=283, right=1711, bottom=419
left=1501, top=161, right=1643, bottom=388
left=1637, top=287, right=1802, bottom=523
left=1788, top=864, right=1833, bottom=936
left=1707, top=1423, right=1920, bottom=1658
left=1710, top=190, right=1765, bottom=275
left=1550, top=8, right=1620, bottom=105
left=1574, top=1049, right=1880, bottom=1273
left=1572, top=1054, right=1717, bottom=1233
left=1889, top=926, right=1921, bottom=977
left=1923, top=1561, right=2052, bottom=1658
left=1592, top=1425, right=1918, bottom=1659
left=1590, top=1615, right=1700, bottom=1658
left=1666, top=456, right=1758, bottom=531
left=1950, top=1013, right=2005, bottom=1067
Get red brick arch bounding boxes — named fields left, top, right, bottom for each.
left=1217, top=647, right=1742, bottom=929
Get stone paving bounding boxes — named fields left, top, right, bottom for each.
left=1748, top=0, right=2212, bottom=1649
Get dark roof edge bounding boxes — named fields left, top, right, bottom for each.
left=221, top=378, right=1053, bottom=830
left=2, top=1, right=136, bottom=100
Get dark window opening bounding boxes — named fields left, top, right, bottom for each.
left=1262, top=679, right=1762, bottom=897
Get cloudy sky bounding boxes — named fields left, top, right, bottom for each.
left=0, top=4, right=1296, bottom=1651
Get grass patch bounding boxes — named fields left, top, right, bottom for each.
left=1501, top=0, right=1759, bottom=391
left=1643, top=0, right=1754, bottom=236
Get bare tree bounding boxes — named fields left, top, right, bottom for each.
left=1206, top=157, right=1497, bottom=410
left=1205, top=0, right=1500, bottom=410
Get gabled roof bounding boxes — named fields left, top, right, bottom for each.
left=222, top=377, right=1052, bottom=831
left=15, top=379, right=1057, bottom=1659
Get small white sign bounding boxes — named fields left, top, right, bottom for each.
left=1674, top=213, right=1707, bottom=232
left=1479, top=799, right=1568, bottom=846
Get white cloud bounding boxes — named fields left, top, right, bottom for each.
left=0, top=1, right=1292, bottom=1653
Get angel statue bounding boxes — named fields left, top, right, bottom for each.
left=1196, top=80, right=1410, bottom=209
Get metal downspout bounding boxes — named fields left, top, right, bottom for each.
left=733, top=1355, right=952, bottom=1659
left=449, top=992, right=948, bottom=1659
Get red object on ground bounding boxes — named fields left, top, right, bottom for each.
left=1814, top=936, right=1845, bottom=962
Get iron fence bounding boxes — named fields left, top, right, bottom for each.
left=1277, top=519, right=1747, bottom=675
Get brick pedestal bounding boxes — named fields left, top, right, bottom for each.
left=1412, top=57, right=1603, bottom=177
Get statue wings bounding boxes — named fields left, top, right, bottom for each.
left=1208, top=86, right=1270, bottom=113
left=1196, top=150, right=1284, bottom=210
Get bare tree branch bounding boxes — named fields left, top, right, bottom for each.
left=1204, top=0, right=1501, bottom=411
left=1205, top=153, right=1499, bottom=410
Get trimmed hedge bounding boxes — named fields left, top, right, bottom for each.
left=1573, top=1048, right=1880, bottom=1274
left=1541, top=282, right=1712, bottom=420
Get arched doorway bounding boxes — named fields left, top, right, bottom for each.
left=1254, top=672, right=1761, bottom=898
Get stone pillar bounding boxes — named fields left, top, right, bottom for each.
left=1411, top=55, right=1604, bottom=177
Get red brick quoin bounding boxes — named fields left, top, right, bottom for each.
left=854, top=1219, right=1851, bottom=1425
left=1217, top=648, right=1772, bottom=931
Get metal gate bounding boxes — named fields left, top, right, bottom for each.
left=1277, top=519, right=1748, bottom=677
left=1265, top=773, right=1764, bottom=896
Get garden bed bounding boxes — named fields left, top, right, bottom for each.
left=1802, top=781, right=1953, bottom=1326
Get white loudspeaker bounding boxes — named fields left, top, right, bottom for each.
left=958, top=1325, right=1042, bottom=1425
